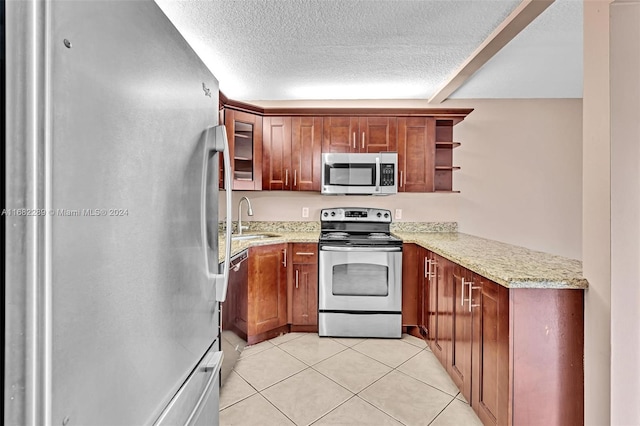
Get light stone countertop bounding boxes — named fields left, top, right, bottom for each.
left=396, top=232, right=588, bottom=289
left=219, top=231, right=319, bottom=262
left=218, top=222, right=588, bottom=290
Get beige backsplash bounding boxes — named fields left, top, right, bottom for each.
left=219, top=220, right=457, bottom=234
left=218, top=190, right=460, bottom=223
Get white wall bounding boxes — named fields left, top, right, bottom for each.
left=610, top=1, right=640, bottom=424
left=583, top=1, right=612, bottom=425
left=448, top=99, right=582, bottom=260
left=223, top=98, right=583, bottom=260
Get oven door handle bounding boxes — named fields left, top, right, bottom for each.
left=321, top=246, right=402, bottom=252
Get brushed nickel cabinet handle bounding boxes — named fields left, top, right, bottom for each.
left=470, top=284, right=481, bottom=312
left=361, top=132, right=365, bottom=149
left=400, top=171, right=403, bottom=188
left=285, top=169, right=289, bottom=186
left=294, top=169, right=297, bottom=187
left=353, top=132, right=356, bottom=149
left=295, top=252, right=315, bottom=256
left=283, top=248, right=287, bottom=267
left=428, top=260, right=437, bottom=279
left=461, top=277, right=466, bottom=307
left=425, top=257, right=429, bottom=279
left=295, top=269, right=299, bottom=289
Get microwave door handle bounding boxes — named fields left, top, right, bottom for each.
left=375, top=156, right=380, bottom=193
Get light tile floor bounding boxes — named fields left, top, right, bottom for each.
left=220, top=333, right=483, bottom=426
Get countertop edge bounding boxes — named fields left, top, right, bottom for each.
left=398, top=233, right=588, bottom=290
left=220, top=232, right=588, bottom=290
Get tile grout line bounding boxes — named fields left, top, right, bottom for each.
left=393, top=367, right=461, bottom=399
left=427, top=394, right=460, bottom=426
left=277, top=337, right=352, bottom=368
left=221, top=334, right=476, bottom=425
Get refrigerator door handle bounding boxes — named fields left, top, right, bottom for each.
left=202, top=125, right=233, bottom=302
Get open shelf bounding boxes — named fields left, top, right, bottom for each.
left=435, top=141, right=461, bottom=148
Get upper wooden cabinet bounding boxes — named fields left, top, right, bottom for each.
left=322, top=116, right=397, bottom=153
left=262, top=117, right=292, bottom=190
left=263, top=116, right=323, bottom=191
left=398, top=117, right=436, bottom=192
left=224, top=109, right=263, bottom=190
left=220, top=95, right=472, bottom=193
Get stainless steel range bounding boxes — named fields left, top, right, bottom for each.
left=318, top=207, right=403, bottom=338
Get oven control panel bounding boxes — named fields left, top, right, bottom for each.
left=320, top=207, right=392, bottom=223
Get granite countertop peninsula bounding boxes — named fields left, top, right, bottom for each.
left=219, top=221, right=588, bottom=290
left=396, top=231, right=588, bottom=289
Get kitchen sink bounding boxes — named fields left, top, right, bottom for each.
left=231, top=233, right=281, bottom=241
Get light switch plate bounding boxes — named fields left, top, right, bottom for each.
left=395, top=209, right=402, bottom=220
left=302, top=207, right=309, bottom=218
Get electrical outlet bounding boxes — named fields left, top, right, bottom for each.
left=395, top=209, right=402, bottom=220
left=302, top=207, right=309, bottom=218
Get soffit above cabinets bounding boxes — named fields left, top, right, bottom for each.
left=155, top=0, right=582, bottom=101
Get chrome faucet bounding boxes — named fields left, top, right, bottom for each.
left=237, top=196, right=254, bottom=235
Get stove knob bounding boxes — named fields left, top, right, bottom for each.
left=323, top=212, right=328, bottom=217
left=331, top=212, right=336, bottom=217
left=384, top=213, right=389, bottom=218
left=377, top=212, right=382, bottom=218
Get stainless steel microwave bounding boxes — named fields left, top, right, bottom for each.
left=321, top=152, right=398, bottom=195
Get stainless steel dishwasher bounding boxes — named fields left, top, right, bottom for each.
left=220, top=249, right=248, bottom=385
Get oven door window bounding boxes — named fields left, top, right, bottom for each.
left=326, top=164, right=375, bottom=186
left=332, top=263, right=388, bottom=296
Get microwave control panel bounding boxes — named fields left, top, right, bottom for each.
left=380, top=164, right=395, bottom=186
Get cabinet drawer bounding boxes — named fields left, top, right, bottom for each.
left=292, top=244, right=318, bottom=263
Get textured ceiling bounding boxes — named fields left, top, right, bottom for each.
left=155, top=0, right=582, bottom=101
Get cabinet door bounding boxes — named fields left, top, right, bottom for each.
left=434, top=255, right=453, bottom=366
left=401, top=243, right=421, bottom=326
left=397, top=117, right=435, bottom=192
left=262, top=117, right=292, bottom=190
left=289, top=244, right=318, bottom=328
left=322, top=116, right=359, bottom=153
left=427, top=253, right=450, bottom=365
left=225, top=109, right=263, bottom=190
left=291, top=263, right=318, bottom=326
left=450, top=265, right=472, bottom=402
left=358, top=117, right=397, bottom=153
left=291, top=117, right=322, bottom=191
left=471, top=276, right=509, bottom=426
left=248, top=244, right=287, bottom=336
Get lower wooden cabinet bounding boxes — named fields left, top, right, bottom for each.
left=405, top=244, right=585, bottom=426
left=288, top=243, right=318, bottom=331
left=428, top=252, right=451, bottom=367
left=224, top=243, right=319, bottom=345
left=246, top=244, right=288, bottom=344
left=450, top=264, right=473, bottom=403
left=470, top=275, right=509, bottom=426
left=401, top=243, right=421, bottom=326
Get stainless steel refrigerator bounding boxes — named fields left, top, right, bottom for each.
left=5, top=1, right=233, bottom=424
